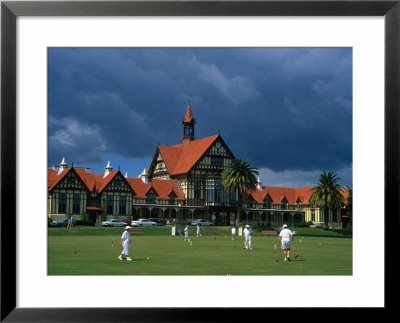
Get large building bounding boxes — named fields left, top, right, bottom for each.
left=48, top=104, right=348, bottom=228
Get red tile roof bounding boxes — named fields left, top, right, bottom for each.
left=48, top=167, right=95, bottom=192
left=244, top=186, right=348, bottom=206
left=126, top=178, right=185, bottom=200
left=93, top=171, right=120, bottom=193
left=158, top=134, right=219, bottom=175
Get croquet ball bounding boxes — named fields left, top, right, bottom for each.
left=214, top=236, right=216, bottom=240
left=275, top=259, right=279, bottom=262
left=295, top=254, right=299, bottom=258
left=146, top=257, right=150, bottom=260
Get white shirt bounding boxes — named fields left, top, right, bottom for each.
left=279, top=228, right=293, bottom=242
left=121, top=230, right=130, bottom=245
left=243, top=228, right=252, bottom=237
left=232, top=228, right=236, bottom=235
left=197, top=226, right=200, bottom=234
left=184, top=227, right=188, bottom=235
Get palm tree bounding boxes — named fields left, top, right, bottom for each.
left=310, top=171, right=344, bottom=230
left=222, top=158, right=259, bottom=225
left=345, top=186, right=352, bottom=229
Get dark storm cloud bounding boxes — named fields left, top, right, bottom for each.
left=48, top=47, right=352, bottom=179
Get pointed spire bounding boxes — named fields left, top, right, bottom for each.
left=104, top=161, right=113, bottom=178
left=257, top=176, right=262, bottom=191
left=57, top=157, right=68, bottom=175
left=140, top=168, right=149, bottom=184
left=124, top=172, right=128, bottom=178
left=182, top=102, right=196, bottom=143
left=182, top=101, right=195, bottom=123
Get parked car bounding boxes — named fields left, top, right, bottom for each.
left=309, top=223, right=324, bottom=228
left=149, top=218, right=166, bottom=226
left=131, top=218, right=157, bottom=227
left=101, top=219, right=126, bottom=227
left=49, top=218, right=77, bottom=227
left=190, top=219, right=214, bottom=226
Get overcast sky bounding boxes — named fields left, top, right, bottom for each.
left=48, top=47, right=352, bottom=188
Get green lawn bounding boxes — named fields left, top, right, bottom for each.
left=48, top=226, right=352, bottom=275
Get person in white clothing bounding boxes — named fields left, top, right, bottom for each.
left=196, top=224, right=201, bottom=237
left=243, top=225, right=253, bottom=250
left=184, top=225, right=189, bottom=240
left=278, top=224, right=294, bottom=261
left=231, top=226, right=236, bottom=240
left=119, top=226, right=132, bottom=261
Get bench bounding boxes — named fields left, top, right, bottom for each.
left=261, top=230, right=278, bottom=236
left=205, top=231, right=217, bottom=235
left=130, top=229, right=144, bottom=234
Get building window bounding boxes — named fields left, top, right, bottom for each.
left=119, top=196, right=126, bottom=216
left=66, top=177, right=75, bottom=185
left=264, top=197, right=272, bottom=209
left=168, top=192, right=176, bottom=205
left=107, top=195, right=114, bottom=215
left=332, top=208, right=337, bottom=222
left=211, top=157, right=223, bottom=167
left=157, top=161, right=163, bottom=169
left=247, top=197, right=254, bottom=208
left=72, top=193, right=80, bottom=214
left=58, top=193, right=66, bottom=214
left=194, top=181, right=201, bottom=200
left=311, top=208, right=315, bottom=222
left=146, top=191, right=157, bottom=204
left=281, top=202, right=287, bottom=210
left=206, top=181, right=215, bottom=203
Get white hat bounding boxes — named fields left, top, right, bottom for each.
left=245, top=225, right=250, bottom=228
left=282, top=224, right=288, bottom=228
left=125, top=226, right=131, bottom=230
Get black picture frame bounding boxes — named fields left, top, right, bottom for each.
left=1, top=1, right=397, bottom=321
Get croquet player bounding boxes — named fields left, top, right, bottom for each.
left=67, top=215, right=74, bottom=229
left=243, top=224, right=253, bottom=250
left=119, top=226, right=132, bottom=261
left=196, top=224, right=201, bottom=237
left=231, top=226, right=236, bottom=240
left=278, top=224, right=293, bottom=261
left=184, top=224, right=189, bottom=240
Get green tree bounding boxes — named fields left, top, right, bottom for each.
left=310, top=171, right=344, bottom=230
left=221, top=158, right=259, bottom=225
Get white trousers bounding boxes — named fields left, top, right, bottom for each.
left=122, top=243, right=129, bottom=255
left=244, top=236, right=252, bottom=249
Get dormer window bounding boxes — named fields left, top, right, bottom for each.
left=247, top=196, right=254, bottom=208
left=146, top=191, right=157, bottom=204
left=168, top=192, right=176, bottom=205
left=281, top=198, right=288, bottom=210
left=264, top=196, right=272, bottom=208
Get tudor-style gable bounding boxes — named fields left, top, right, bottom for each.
left=100, top=171, right=135, bottom=194
left=194, top=136, right=235, bottom=172
left=148, top=149, right=170, bottom=180
left=48, top=167, right=90, bottom=192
